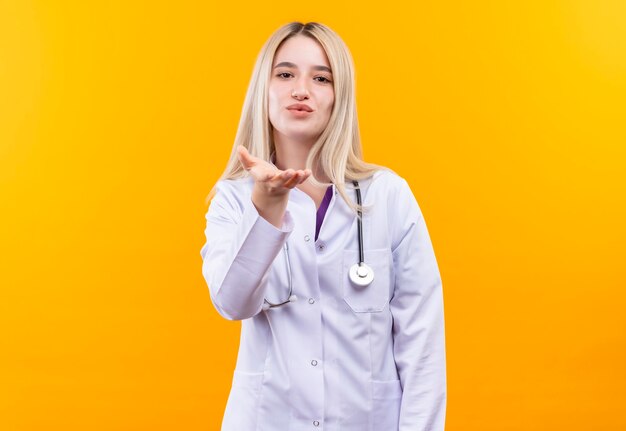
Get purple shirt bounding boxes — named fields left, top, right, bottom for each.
left=315, top=185, right=333, bottom=241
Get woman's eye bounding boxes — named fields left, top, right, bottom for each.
left=277, top=72, right=293, bottom=79
left=315, top=76, right=332, bottom=83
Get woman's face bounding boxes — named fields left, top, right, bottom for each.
left=268, top=35, right=335, bottom=146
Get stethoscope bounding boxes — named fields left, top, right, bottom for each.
left=262, top=180, right=374, bottom=311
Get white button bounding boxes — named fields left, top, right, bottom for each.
left=316, top=242, right=326, bottom=252
left=308, top=298, right=315, bottom=304
left=304, top=235, right=310, bottom=242
left=313, top=420, right=320, bottom=426
left=311, top=359, right=318, bottom=366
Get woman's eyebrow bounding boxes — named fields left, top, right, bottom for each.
left=273, top=61, right=332, bottom=73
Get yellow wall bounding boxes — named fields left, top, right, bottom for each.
left=1, top=1, right=625, bottom=429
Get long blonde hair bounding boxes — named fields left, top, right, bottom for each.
left=214, top=22, right=384, bottom=211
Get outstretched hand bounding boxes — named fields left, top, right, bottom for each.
left=237, top=146, right=311, bottom=196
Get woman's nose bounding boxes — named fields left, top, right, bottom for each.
left=291, top=88, right=310, bottom=100
left=291, top=77, right=310, bottom=100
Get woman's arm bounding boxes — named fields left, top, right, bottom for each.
left=200, top=180, right=293, bottom=320
left=389, top=179, right=447, bottom=431
left=200, top=147, right=311, bottom=321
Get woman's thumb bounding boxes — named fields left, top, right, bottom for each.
left=237, top=146, right=254, bottom=170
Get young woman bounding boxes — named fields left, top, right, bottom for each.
left=200, top=22, right=446, bottom=431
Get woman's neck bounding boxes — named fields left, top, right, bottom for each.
left=273, top=133, right=331, bottom=184
left=273, top=133, right=313, bottom=171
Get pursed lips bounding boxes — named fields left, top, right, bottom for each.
left=286, top=103, right=314, bottom=112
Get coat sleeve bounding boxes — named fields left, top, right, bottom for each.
left=200, top=180, right=294, bottom=320
left=389, top=178, right=447, bottom=431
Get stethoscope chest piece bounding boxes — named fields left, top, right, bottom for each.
left=263, top=180, right=374, bottom=310
left=349, top=263, right=375, bottom=287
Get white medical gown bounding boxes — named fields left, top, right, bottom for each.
left=200, top=170, right=447, bottom=431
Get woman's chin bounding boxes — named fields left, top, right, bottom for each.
left=274, top=128, right=323, bottom=144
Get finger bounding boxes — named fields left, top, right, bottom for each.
left=263, top=167, right=281, bottom=182
left=237, top=146, right=256, bottom=171
left=271, top=169, right=295, bottom=187
left=282, top=171, right=301, bottom=189
left=282, top=169, right=312, bottom=188
left=287, top=169, right=309, bottom=186
left=297, top=169, right=312, bottom=184
left=279, top=169, right=296, bottom=182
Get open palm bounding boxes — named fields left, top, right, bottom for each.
left=237, top=146, right=311, bottom=195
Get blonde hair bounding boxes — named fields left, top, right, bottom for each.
left=213, top=22, right=384, bottom=211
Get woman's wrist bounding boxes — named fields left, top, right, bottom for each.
left=252, top=184, right=289, bottom=228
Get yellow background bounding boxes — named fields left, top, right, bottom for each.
left=1, top=1, right=625, bottom=429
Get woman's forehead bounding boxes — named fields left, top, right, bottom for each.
left=273, top=36, right=331, bottom=69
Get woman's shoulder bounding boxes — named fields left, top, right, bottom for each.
left=369, top=167, right=411, bottom=193
left=366, top=168, right=422, bottom=215
left=207, top=176, right=254, bottom=209
left=214, top=175, right=254, bottom=194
